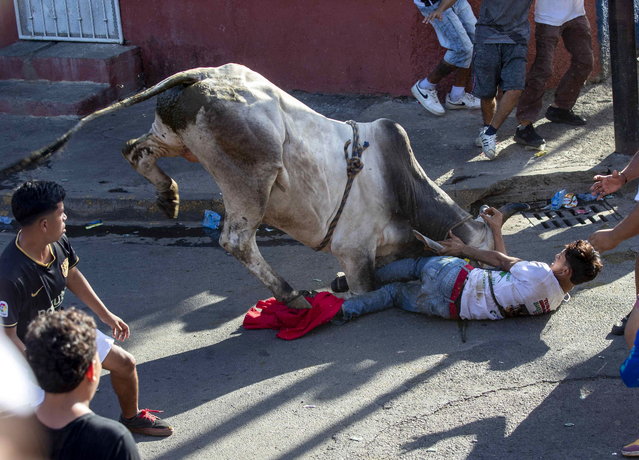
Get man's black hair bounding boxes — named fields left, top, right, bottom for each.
left=565, top=240, right=603, bottom=285
left=25, top=308, right=96, bottom=393
left=11, top=181, right=66, bottom=226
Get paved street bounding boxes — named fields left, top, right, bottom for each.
left=2, top=190, right=638, bottom=459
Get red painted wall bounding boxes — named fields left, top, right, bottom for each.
left=1, top=0, right=602, bottom=96
left=120, top=0, right=602, bottom=95
left=0, top=0, right=18, bottom=48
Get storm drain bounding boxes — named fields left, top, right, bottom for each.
left=521, top=200, right=623, bottom=230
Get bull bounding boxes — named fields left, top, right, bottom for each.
left=9, top=64, right=524, bottom=309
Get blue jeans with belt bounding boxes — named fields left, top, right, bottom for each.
left=413, top=0, right=477, bottom=68
left=341, top=257, right=470, bottom=320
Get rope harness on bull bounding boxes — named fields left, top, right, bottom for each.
left=314, top=120, right=369, bottom=251
left=447, top=214, right=474, bottom=236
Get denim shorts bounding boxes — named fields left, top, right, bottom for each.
left=414, top=0, right=476, bottom=68
left=472, top=43, right=528, bottom=98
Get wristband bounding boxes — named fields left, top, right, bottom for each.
left=621, top=172, right=629, bottom=184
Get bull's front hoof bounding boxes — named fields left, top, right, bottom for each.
left=287, top=294, right=312, bottom=309
left=157, top=197, right=179, bottom=219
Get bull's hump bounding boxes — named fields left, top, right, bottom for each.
left=156, top=76, right=267, bottom=133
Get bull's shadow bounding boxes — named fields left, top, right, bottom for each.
left=92, top=301, right=553, bottom=459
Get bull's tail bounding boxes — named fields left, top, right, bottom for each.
left=0, top=68, right=209, bottom=182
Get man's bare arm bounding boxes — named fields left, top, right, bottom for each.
left=481, top=207, right=507, bottom=255
left=66, top=266, right=130, bottom=341
left=3, top=326, right=26, bottom=355
left=590, top=204, right=639, bottom=253
left=438, top=232, right=521, bottom=271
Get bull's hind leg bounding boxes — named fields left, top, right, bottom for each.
left=122, top=134, right=180, bottom=218
left=219, top=191, right=312, bottom=309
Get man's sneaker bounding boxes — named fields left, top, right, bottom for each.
left=611, top=311, right=631, bottom=336
left=475, top=126, right=486, bottom=147
left=445, top=92, right=480, bottom=110
left=621, top=438, right=639, bottom=457
left=120, top=409, right=174, bottom=437
left=331, top=272, right=349, bottom=293
left=411, top=82, right=445, bottom=116
left=480, top=131, right=497, bottom=160
left=545, top=106, right=586, bottom=125
left=514, top=124, right=546, bottom=149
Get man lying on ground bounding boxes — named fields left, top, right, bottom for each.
left=338, top=207, right=602, bottom=322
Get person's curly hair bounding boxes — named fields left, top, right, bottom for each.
left=11, top=180, right=66, bottom=226
left=25, top=308, right=96, bottom=393
left=564, top=240, right=603, bottom=285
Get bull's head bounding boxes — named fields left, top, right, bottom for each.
left=470, top=202, right=530, bottom=251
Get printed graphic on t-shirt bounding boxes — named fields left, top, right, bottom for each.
left=0, top=301, right=7, bottom=317
left=61, top=258, right=69, bottom=277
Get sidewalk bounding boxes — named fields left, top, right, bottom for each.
left=0, top=81, right=629, bottom=223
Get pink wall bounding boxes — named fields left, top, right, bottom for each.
left=0, top=0, right=18, bottom=48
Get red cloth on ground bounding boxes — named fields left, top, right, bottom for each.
left=243, top=291, right=344, bottom=340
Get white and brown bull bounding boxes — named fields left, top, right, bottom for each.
left=11, top=64, right=524, bottom=309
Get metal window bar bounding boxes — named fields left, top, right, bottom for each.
left=87, top=0, right=96, bottom=38
left=39, top=0, right=47, bottom=36
left=13, top=0, right=123, bottom=43
left=76, top=0, right=84, bottom=38
left=62, top=0, right=71, bottom=38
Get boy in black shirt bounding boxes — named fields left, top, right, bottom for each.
left=1, top=181, right=172, bottom=437
left=26, top=308, right=140, bottom=460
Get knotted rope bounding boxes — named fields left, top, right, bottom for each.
left=314, top=120, right=369, bottom=251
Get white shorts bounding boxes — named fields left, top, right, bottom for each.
left=96, top=328, right=115, bottom=361
left=31, top=328, right=114, bottom=407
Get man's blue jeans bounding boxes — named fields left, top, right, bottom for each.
left=341, top=257, right=470, bottom=320
left=413, top=0, right=476, bottom=68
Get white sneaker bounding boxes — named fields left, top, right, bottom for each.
left=411, top=82, right=445, bottom=116
left=480, top=131, right=498, bottom=160
left=475, top=126, right=486, bottom=147
left=446, top=92, right=480, bottom=110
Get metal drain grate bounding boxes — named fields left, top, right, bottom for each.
left=521, top=200, right=623, bottom=229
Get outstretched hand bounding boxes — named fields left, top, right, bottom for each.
left=591, top=170, right=626, bottom=199
left=437, top=231, right=466, bottom=256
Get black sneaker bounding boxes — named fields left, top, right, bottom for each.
left=611, top=311, right=631, bottom=336
left=514, top=124, right=546, bottom=148
left=545, top=106, right=586, bottom=126
left=330, top=272, right=349, bottom=293
left=120, top=409, right=174, bottom=437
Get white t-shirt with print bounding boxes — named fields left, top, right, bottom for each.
left=459, top=261, right=566, bottom=320
left=535, top=0, right=585, bottom=26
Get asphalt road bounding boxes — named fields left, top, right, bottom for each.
left=4, top=190, right=639, bottom=459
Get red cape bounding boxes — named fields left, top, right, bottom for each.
left=243, top=291, right=344, bottom=340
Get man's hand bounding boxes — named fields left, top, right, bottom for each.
left=423, top=9, right=444, bottom=23
left=589, top=228, right=620, bottom=253
left=480, top=207, right=504, bottom=232
left=100, top=312, right=130, bottom=342
left=437, top=231, right=466, bottom=257
left=591, top=170, right=626, bottom=199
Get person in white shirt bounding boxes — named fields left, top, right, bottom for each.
left=339, top=207, right=602, bottom=322
left=514, top=0, right=593, bottom=149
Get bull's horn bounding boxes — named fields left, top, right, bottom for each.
left=498, top=202, right=530, bottom=222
